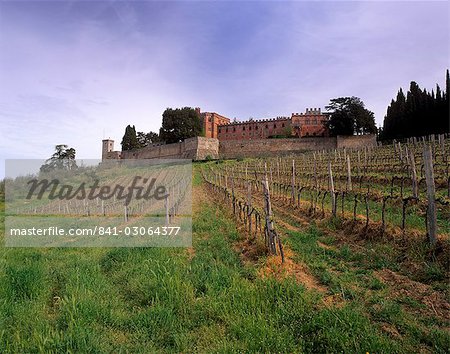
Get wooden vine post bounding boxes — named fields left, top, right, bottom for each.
left=165, top=195, right=170, bottom=226
left=291, top=159, right=295, bottom=204
left=423, top=145, right=437, bottom=245
left=247, top=181, right=252, bottom=236
left=405, top=146, right=410, bottom=174
left=357, top=150, right=361, bottom=181
left=346, top=155, right=352, bottom=191
left=231, top=176, right=236, bottom=216
left=262, top=176, right=282, bottom=260
left=439, top=134, right=445, bottom=163
left=313, top=153, right=318, bottom=189
left=409, top=149, right=418, bottom=198
left=277, top=159, right=280, bottom=181
left=328, top=161, right=336, bottom=217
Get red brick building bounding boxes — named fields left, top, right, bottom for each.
left=216, top=108, right=329, bottom=141
left=197, top=108, right=231, bottom=139
left=217, top=117, right=292, bottom=141
left=291, top=108, right=329, bottom=137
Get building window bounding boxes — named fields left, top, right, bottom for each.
left=282, top=123, right=285, bottom=127
left=243, top=126, right=246, bottom=131
left=219, top=128, right=221, bottom=133
left=305, top=119, right=310, bottom=125
left=265, top=124, right=268, bottom=129
left=233, top=127, right=236, bottom=132
left=226, top=128, right=228, bottom=133
left=255, top=125, right=258, bottom=130
left=249, top=126, right=252, bottom=130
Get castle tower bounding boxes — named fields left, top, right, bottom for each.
left=102, top=139, right=114, bottom=160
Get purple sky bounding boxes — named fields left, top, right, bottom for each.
left=0, top=1, right=449, bottom=177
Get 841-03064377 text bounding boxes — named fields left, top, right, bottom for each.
left=8, top=226, right=182, bottom=237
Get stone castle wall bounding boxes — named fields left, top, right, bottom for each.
left=103, top=135, right=376, bottom=161
left=219, top=137, right=336, bottom=159
left=119, top=137, right=219, bottom=160
left=336, top=134, right=377, bottom=149
left=219, top=135, right=376, bottom=159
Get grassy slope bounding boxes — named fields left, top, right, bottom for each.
left=278, top=219, right=449, bottom=353
left=0, top=170, right=447, bottom=353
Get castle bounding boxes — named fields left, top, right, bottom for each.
left=102, top=107, right=376, bottom=161
left=199, top=107, right=330, bottom=140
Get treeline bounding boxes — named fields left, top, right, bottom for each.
left=381, top=70, right=449, bottom=140
left=121, top=125, right=161, bottom=151
left=121, top=107, right=203, bottom=151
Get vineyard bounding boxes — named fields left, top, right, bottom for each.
left=202, top=135, right=450, bottom=259
left=0, top=137, right=449, bottom=353
left=7, top=161, right=191, bottom=220
left=196, top=135, right=450, bottom=352
left=4, top=160, right=192, bottom=247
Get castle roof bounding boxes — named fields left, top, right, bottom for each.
left=218, top=116, right=291, bottom=127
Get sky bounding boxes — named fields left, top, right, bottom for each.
left=0, top=0, right=449, bottom=177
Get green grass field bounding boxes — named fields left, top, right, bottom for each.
left=0, top=168, right=448, bottom=353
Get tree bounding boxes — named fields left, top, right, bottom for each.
left=325, top=97, right=376, bottom=136
left=441, top=70, right=450, bottom=133
left=354, top=106, right=377, bottom=135
left=121, top=125, right=140, bottom=151
left=159, top=107, right=203, bottom=144
left=381, top=70, right=450, bottom=140
left=40, top=144, right=77, bottom=172
left=136, top=131, right=161, bottom=148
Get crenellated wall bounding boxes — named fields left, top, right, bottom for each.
left=217, top=117, right=292, bottom=141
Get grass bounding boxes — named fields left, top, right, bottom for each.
left=274, top=213, right=449, bottom=353
left=0, top=169, right=448, bottom=353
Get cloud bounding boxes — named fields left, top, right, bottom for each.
left=0, top=0, right=448, bottom=178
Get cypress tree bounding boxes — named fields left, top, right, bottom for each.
left=381, top=70, right=449, bottom=140
left=121, top=125, right=139, bottom=151
left=446, top=69, right=450, bottom=102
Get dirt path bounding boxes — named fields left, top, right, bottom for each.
left=259, top=248, right=327, bottom=293
left=198, top=181, right=328, bottom=293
